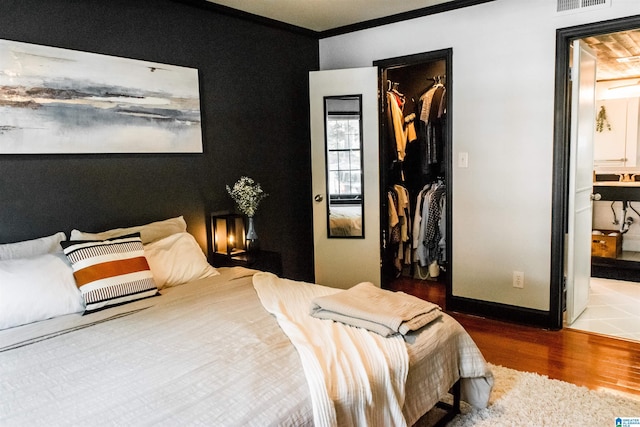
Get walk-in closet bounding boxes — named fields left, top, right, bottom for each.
left=376, top=51, right=452, bottom=291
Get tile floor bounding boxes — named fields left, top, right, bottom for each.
left=569, top=276, right=640, bottom=342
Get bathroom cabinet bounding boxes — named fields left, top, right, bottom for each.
left=594, top=97, right=639, bottom=169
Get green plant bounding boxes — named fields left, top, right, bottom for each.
left=596, top=105, right=612, bottom=133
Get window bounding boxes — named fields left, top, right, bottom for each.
left=326, top=112, right=362, bottom=202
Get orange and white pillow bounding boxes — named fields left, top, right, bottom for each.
left=62, top=233, right=158, bottom=313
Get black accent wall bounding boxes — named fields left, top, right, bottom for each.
left=0, top=0, right=318, bottom=281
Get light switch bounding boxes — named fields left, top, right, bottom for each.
left=458, top=152, right=469, bottom=168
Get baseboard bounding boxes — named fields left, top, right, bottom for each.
left=447, top=295, right=556, bottom=329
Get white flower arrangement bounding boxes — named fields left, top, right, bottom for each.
left=226, top=176, right=268, bottom=218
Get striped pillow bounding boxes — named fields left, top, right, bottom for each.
left=62, top=233, right=158, bottom=313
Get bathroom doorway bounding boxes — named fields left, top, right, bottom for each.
left=553, top=15, right=640, bottom=341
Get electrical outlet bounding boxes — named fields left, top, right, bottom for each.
left=513, top=271, right=524, bottom=288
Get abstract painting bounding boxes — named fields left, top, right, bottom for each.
left=0, top=39, right=202, bottom=154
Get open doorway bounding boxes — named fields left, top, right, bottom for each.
left=553, top=16, right=640, bottom=340
left=373, top=50, right=453, bottom=308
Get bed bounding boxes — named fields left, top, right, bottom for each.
left=329, top=205, right=362, bottom=237
left=0, top=216, right=492, bottom=426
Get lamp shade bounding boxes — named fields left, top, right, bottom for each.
left=211, top=213, right=246, bottom=255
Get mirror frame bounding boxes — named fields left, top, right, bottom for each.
left=323, top=94, right=365, bottom=239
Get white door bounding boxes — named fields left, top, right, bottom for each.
left=309, top=67, right=380, bottom=289
left=566, top=40, right=597, bottom=324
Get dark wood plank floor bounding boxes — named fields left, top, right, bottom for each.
left=387, top=276, right=640, bottom=398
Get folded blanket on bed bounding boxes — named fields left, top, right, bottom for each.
left=253, top=272, right=409, bottom=427
left=310, top=282, right=442, bottom=337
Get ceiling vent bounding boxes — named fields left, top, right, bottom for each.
left=557, top=0, right=611, bottom=13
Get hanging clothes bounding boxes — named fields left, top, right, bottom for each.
left=387, top=185, right=412, bottom=276
left=416, top=83, right=446, bottom=177
left=382, top=73, right=448, bottom=282
left=386, top=86, right=417, bottom=164
left=438, top=197, right=446, bottom=264
left=387, top=90, right=407, bottom=161
left=414, top=181, right=446, bottom=268
left=387, top=190, right=400, bottom=246
left=405, top=113, right=417, bottom=146
left=386, top=188, right=401, bottom=277
left=393, top=184, right=411, bottom=266
left=412, top=183, right=432, bottom=254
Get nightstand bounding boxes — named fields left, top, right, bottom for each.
left=211, top=250, right=282, bottom=276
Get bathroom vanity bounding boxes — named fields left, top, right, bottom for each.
left=592, top=177, right=640, bottom=281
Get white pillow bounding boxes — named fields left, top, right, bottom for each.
left=0, top=232, right=66, bottom=261
left=144, top=232, right=219, bottom=289
left=70, top=216, right=187, bottom=245
left=0, top=253, right=84, bottom=330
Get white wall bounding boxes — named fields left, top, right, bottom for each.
left=319, top=0, right=640, bottom=311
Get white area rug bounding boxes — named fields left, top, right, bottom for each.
left=441, top=364, right=640, bottom=426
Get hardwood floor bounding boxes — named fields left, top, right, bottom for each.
left=386, top=276, right=640, bottom=398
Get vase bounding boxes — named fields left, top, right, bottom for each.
left=246, top=216, right=259, bottom=252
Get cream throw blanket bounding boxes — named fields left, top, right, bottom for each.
left=310, top=281, right=442, bottom=337
left=252, top=272, right=409, bottom=427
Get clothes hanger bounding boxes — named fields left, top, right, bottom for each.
left=392, top=85, right=404, bottom=98
left=386, top=80, right=405, bottom=100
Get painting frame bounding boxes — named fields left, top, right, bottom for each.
left=0, top=39, right=203, bottom=154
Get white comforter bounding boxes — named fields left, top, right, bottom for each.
left=0, top=268, right=313, bottom=426
left=0, top=267, right=492, bottom=426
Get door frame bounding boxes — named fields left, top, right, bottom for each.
left=373, top=48, right=453, bottom=303
left=551, top=15, right=640, bottom=330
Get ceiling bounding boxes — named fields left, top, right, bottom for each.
left=584, top=30, right=640, bottom=81
left=204, top=0, right=455, bottom=32
left=203, top=0, right=640, bottom=81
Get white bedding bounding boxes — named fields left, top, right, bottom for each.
left=329, top=205, right=362, bottom=236
left=253, top=272, right=409, bottom=426
left=0, top=267, right=492, bottom=426
left=309, top=280, right=442, bottom=337
left=1, top=268, right=312, bottom=426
